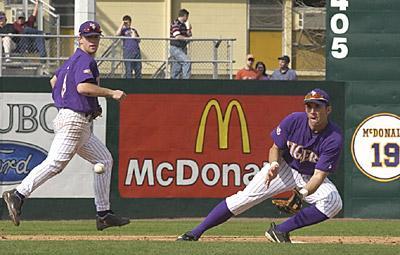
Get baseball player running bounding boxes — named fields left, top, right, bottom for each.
left=177, top=88, right=343, bottom=243
left=3, top=21, right=130, bottom=231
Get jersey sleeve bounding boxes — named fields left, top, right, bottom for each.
left=171, top=22, right=181, bottom=37
left=26, top=15, right=36, bottom=27
left=74, top=58, right=99, bottom=85
left=315, top=134, right=343, bottom=173
left=270, top=113, right=294, bottom=149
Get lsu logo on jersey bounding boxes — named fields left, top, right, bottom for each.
left=287, top=141, right=318, bottom=163
left=276, top=126, right=281, bottom=136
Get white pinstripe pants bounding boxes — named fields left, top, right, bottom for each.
left=226, top=161, right=342, bottom=218
left=17, top=109, right=113, bottom=211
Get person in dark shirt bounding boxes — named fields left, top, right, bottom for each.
left=169, top=9, right=191, bottom=79
left=0, top=11, right=18, bottom=62
left=116, top=15, right=142, bottom=79
left=13, top=0, right=47, bottom=58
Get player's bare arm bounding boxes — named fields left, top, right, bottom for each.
left=77, top=82, right=127, bottom=101
left=49, top=75, right=57, bottom=89
left=303, top=169, right=329, bottom=196
left=265, top=143, right=283, bottom=187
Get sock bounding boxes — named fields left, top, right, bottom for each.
left=276, top=205, right=329, bottom=233
left=97, top=210, right=113, bottom=217
left=191, top=199, right=234, bottom=238
left=15, top=190, right=25, bottom=200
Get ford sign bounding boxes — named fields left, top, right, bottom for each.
left=0, top=140, right=48, bottom=185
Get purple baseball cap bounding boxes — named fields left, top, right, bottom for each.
left=0, top=11, right=6, bottom=19
left=79, top=21, right=102, bottom=36
left=304, top=88, right=330, bottom=105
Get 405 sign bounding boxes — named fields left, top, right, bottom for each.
left=351, top=113, right=400, bottom=182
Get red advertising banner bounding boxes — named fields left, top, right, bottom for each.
left=119, top=94, right=303, bottom=198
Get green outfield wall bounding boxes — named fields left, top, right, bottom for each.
left=327, top=0, right=400, bottom=218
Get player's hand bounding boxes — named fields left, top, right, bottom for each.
left=112, top=90, right=127, bottom=101
left=265, top=162, right=280, bottom=188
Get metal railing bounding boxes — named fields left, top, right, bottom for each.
left=0, top=34, right=235, bottom=79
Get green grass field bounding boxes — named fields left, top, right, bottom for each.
left=0, top=219, right=399, bottom=254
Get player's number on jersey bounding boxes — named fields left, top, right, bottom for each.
left=61, top=66, right=70, bottom=98
left=330, top=0, right=349, bottom=59
left=371, top=143, right=400, bottom=167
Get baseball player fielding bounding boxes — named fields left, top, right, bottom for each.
left=177, top=88, right=343, bottom=243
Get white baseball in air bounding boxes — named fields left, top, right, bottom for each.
left=94, top=163, right=105, bottom=174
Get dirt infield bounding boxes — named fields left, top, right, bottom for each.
left=1, top=235, right=399, bottom=245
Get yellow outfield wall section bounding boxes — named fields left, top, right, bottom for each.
left=173, top=0, right=247, bottom=71
left=96, top=0, right=247, bottom=73
left=96, top=0, right=165, bottom=38
left=96, top=0, right=167, bottom=75
left=249, top=31, right=282, bottom=73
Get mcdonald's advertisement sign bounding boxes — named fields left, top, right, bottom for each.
left=118, top=94, right=303, bottom=198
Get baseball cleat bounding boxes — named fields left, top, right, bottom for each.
left=96, top=212, right=130, bottom=231
left=176, top=231, right=199, bottom=241
left=2, top=189, right=23, bottom=226
left=265, top=222, right=291, bottom=243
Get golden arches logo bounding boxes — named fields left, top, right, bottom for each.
left=195, top=99, right=250, bottom=154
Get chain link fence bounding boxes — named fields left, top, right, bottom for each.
left=0, top=34, right=235, bottom=79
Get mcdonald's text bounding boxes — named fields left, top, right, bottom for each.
left=124, top=159, right=268, bottom=187
left=118, top=94, right=304, bottom=198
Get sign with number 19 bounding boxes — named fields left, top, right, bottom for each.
left=352, top=113, right=400, bottom=182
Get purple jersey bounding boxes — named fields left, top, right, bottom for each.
left=120, top=27, right=140, bottom=53
left=52, top=48, right=100, bottom=114
left=271, top=112, right=343, bottom=175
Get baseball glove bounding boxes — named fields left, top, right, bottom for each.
left=271, top=188, right=303, bottom=215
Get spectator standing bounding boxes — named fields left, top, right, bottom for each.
left=271, top=55, right=297, bottom=80
left=13, top=0, right=47, bottom=58
left=256, top=61, right=270, bottom=80
left=116, top=15, right=142, bottom=79
left=170, top=9, right=191, bottom=79
left=235, top=54, right=259, bottom=80
left=0, top=11, right=17, bottom=62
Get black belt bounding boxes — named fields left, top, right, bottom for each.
left=84, top=112, right=95, bottom=121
